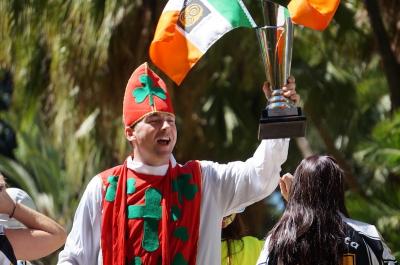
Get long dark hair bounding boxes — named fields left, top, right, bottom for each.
left=267, top=155, right=349, bottom=265
left=222, top=214, right=248, bottom=263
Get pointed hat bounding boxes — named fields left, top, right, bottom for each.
left=123, top=62, right=174, bottom=127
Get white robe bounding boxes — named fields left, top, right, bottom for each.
left=57, top=139, right=289, bottom=265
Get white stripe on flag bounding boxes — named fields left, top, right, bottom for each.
left=277, top=6, right=286, bottom=27
left=164, top=0, right=184, bottom=12
left=176, top=0, right=232, bottom=53
left=184, top=16, right=231, bottom=52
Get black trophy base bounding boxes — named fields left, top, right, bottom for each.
left=258, top=107, right=306, bottom=139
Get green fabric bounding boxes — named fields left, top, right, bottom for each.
left=133, top=74, right=166, bottom=106
left=143, top=219, right=160, bottom=252
left=207, top=0, right=253, bottom=28
left=172, top=173, right=198, bottom=204
left=172, top=252, right=188, bottom=265
left=221, top=236, right=265, bottom=265
left=171, top=205, right=181, bottom=221
left=127, top=178, right=136, bottom=195
left=284, top=7, right=290, bottom=18
left=173, top=226, right=189, bottom=242
left=131, top=257, right=142, bottom=265
left=127, top=188, right=162, bottom=252
left=105, top=175, right=118, bottom=202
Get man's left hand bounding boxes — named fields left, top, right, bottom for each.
left=262, top=76, right=300, bottom=105
left=283, top=76, right=300, bottom=104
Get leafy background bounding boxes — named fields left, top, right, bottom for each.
left=0, top=0, right=399, bottom=263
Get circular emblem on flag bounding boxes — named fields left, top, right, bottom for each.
left=179, top=3, right=203, bottom=28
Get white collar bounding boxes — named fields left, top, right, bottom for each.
left=126, top=155, right=177, bottom=176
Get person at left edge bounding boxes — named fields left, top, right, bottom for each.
left=0, top=187, right=38, bottom=265
left=57, top=62, right=299, bottom=265
left=0, top=174, right=66, bottom=264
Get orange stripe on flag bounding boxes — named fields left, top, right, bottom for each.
left=288, top=0, right=340, bottom=31
left=149, top=11, right=203, bottom=85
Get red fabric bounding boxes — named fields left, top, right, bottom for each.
left=123, top=62, right=174, bottom=127
left=100, top=160, right=202, bottom=265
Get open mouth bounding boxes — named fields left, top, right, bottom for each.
left=157, top=137, right=171, bottom=145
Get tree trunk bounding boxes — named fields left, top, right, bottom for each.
left=364, top=0, right=400, bottom=112
left=305, top=107, right=363, bottom=194
left=295, top=137, right=314, bottom=158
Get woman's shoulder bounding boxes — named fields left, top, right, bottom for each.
left=241, top=236, right=268, bottom=260
left=342, top=216, right=381, bottom=240
left=242, top=236, right=265, bottom=247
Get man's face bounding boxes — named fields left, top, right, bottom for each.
left=127, top=112, right=177, bottom=166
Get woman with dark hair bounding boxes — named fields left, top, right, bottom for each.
left=256, top=155, right=397, bottom=265
left=221, top=212, right=264, bottom=265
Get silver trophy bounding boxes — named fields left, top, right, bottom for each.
left=257, top=0, right=306, bottom=139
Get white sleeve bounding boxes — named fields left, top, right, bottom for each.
left=57, top=176, right=103, bottom=265
left=200, top=139, right=289, bottom=216
left=257, top=236, right=271, bottom=265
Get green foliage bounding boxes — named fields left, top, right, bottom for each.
left=356, top=111, right=400, bottom=182
left=1, top=0, right=399, bottom=263
left=347, top=188, right=400, bottom=260
left=347, top=111, right=400, bottom=260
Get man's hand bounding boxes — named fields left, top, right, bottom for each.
left=279, top=173, right=294, bottom=202
left=262, top=76, right=300, bottom=105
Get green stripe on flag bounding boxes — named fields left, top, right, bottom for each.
left=207, top=0, right=254, bottom=28
left=284, top=7, right=290, bottom=18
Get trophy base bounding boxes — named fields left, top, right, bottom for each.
left=258, top=107, right=306, bottom=139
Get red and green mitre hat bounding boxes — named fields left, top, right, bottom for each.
left=123, top=62, right=174, bottom=127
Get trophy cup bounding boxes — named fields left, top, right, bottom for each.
left=257, top=0, right=306, bottom=139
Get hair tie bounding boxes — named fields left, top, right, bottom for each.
left=9, top=202, right=17, bottom=218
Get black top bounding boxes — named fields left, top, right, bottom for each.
left=0, top=225, right=17, bottom=265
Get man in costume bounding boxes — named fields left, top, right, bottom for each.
left=57, top=62, right=298, bottom=265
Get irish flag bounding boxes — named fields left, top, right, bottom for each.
left=288, top=0, right=340, bottom=30
left=149, top=0, right=256, bottom=85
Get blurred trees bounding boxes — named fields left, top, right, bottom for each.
left=0, top=0, right=399, bottom=263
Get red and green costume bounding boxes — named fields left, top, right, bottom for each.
left=122, top=62, right=174, bottom=128
left=100, top=160, right=201, bottom=265
left=100, top=63, right=201, bottom=265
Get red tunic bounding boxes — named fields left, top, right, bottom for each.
left=100, top=159, right=202, bottom=265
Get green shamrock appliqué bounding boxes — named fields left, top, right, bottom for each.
left=105, top=175, right=118, bottom=202
left=172, top=253, right=188, bottom=265
left=133, top=74, right=166, bottom=106
left=172, top=173, right=198, bottom=204
left=173, top=226, right=189, bottom=242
